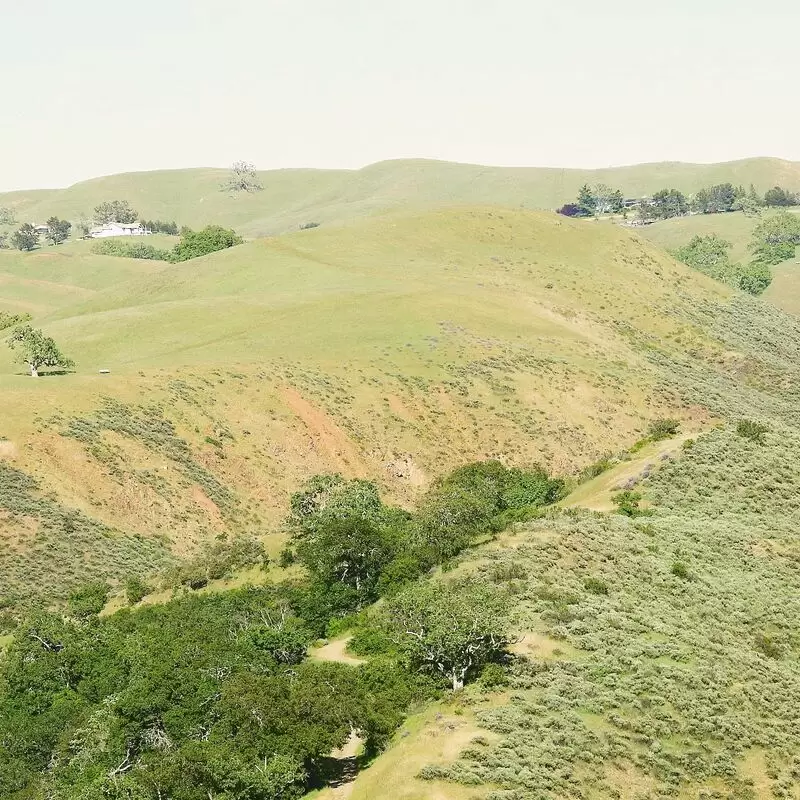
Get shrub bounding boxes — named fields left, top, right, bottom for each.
left=125, top=576, right=150, bottom=605
left=612, top=490, right=648, bottom=517
left=68, top=581, right=110, bottom=618
left=648, top=418, right=680, bottom=441
left=754, top=631, right=785, bottom=659
left=736, top=419, right=769, bottom=444
left=479, top=663, right=509, bottom=689
left=671, top=561, right=691, bottom=580
left=578, top=455, right=614, bottom=482
left=584, top=577, right=609, bottom=595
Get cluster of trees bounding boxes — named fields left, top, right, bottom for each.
left=284, top=461, right=564, bottom=637
left=0, top=459, right=563, bottom=798
left=673, top=235, right=772, bottom=295
left=558, top=182, right=800, bottom=223
left=92, top=225, right=243, bottom=262
left=4, top=217, right=72, bottom=251
left=0, top=587, right=430, bottom=800
left=141, top=219, right=180, bottom=235
left=558, top=183, right=624, bottom=217
left=673, top=209, right=800, bottom=295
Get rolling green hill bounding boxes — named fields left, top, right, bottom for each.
left=3, top=181, right=800, bottom=799
left=3, top=156, right=800, bottom=238
left=0, top=207, right=729, bottom=606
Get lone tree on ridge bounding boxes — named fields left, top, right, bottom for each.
left=7, top=325, right=74, bottom=377
left=222, top=161, right=263, bottom=193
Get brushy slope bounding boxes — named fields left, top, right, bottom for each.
left=3, top=157, right=800, bottom=238
left=0, top=208, right=727, bottom=606
left=334, top=294, right=800, bottom=800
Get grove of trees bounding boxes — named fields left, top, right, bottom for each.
left=559, top=182, right=799, bottom=222
left=92, top=225, right=244, bottom=263
left=0, top=458, right=565, bottom=798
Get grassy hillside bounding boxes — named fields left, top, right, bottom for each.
left=3, top=157, right=800, bottom=238
left=0, top=207, right=730, bottom=606
left=322, top=288, right=800, bottom=800
left=636, top=209, right=800, bottom=315
left=3, top=195, right=800, bottom=798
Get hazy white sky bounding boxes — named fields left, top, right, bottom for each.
left=2, top=0, right=798, bottom=190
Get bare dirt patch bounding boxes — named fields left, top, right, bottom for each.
left=281, top=387, right=367, bottom=477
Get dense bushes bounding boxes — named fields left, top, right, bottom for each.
left=672, top=235, right=773, bottom=295
left=171, top=225, right=243, bottom=262
left=91, top=239, right=171, bottom=260
left=0, top=587, right=432, bottom=799
left=286, top=461, right=565, bottom=610
left=91, top=225, right=243, bottom=263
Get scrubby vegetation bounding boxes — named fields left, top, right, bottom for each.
left=91, top=225, right=243, bottom=262
left=673, top=234, right=773, bottom=294
left=0, top=455, right=568, bottom=798
left=91, top=239, right=172, bottom=260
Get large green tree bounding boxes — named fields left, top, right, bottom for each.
left=11, top=223, right=38, bottom=251
left=651, top=188, right=688, bottom=219
left=383, top=580, right=511, bottom=690
left=750, top=211, right=800, bottom=265
left=46, top=216, right=71, bottom=245
left=93, top=200, right=138, bottom=225
left=7, top=325, right=75, bottom=376
left=763, top=186, right=797, bottom=207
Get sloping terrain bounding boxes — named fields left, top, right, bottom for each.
left=0, top=208, right=728, bottom=605
left=3, top=156, right=800, bottom=238
left=318, top=292, right=800, bottom=800
left=3, top=184, right=800, bottom=799
left=637, top=209, right=800, bottom=316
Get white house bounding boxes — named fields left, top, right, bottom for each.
left=89, top=222, right=150, bottom=238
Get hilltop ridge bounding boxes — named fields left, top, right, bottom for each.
left=3, top=156, right=800, bottom=238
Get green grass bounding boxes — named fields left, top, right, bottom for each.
left=3, top=156, right=800, bottom=238
left=0, top=206, right=733, bottom=606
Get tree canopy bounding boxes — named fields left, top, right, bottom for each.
left=11, top=223, right=38, bottom=251
left=93, top=200, right=139, bottom=225
left=6, top=325, right=75, bottom=376
left=223, top=161, right=263, bottom=193
left=46, top=216, right=71, bottom=245
left=382, top=580, right=511, bottom=690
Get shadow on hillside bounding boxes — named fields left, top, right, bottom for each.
left=14, top=369, right=76, bottom=378
left=308, top=754, right=365, bottom=791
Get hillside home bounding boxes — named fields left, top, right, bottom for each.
left=89, top=222, right=150, bottom=238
